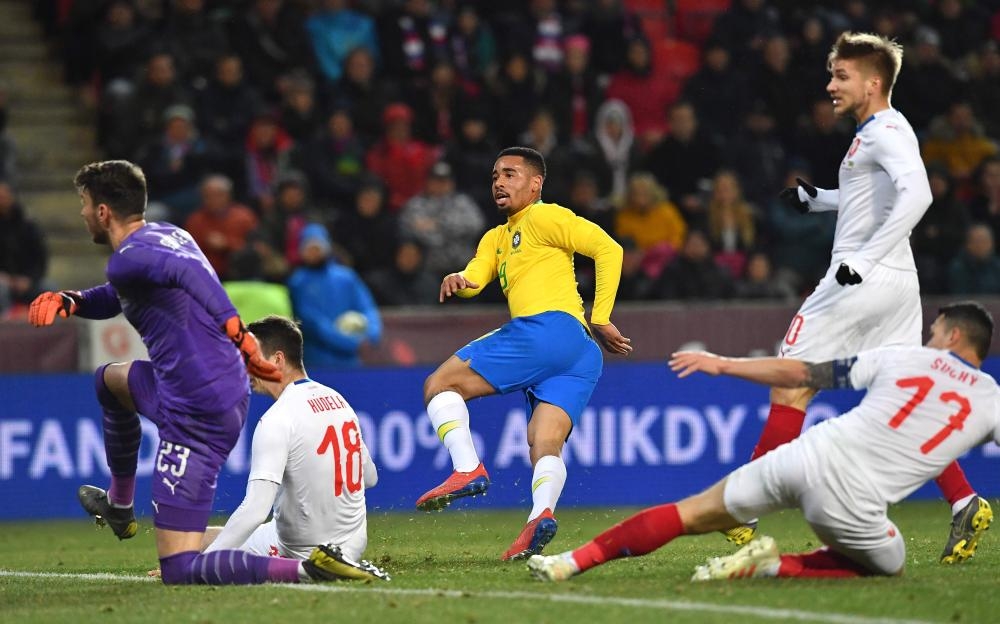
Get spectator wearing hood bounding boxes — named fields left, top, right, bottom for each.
left=288, top=223, right=382, bottom=368
left=592, top=99, right=637, bottom=203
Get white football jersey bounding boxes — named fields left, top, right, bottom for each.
left=807, top=346, right=1000, bottom=504
left=249, top=378, right=371, bottom=551
left=832, top=109, right=927, bottom=272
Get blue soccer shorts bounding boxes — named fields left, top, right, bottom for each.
left=456, top=311, right=602, bottom=424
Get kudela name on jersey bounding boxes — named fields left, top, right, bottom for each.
left=307, top=395, right=347, bottom=414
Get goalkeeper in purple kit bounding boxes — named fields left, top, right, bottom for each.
left=29, top=160, right=388, bottom=584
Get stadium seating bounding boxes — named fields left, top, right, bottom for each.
left=674, top=0, right=731, bottom=44
left=651, top=37, right=701, bottom=81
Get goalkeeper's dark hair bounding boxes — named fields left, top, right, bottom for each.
left=938, top=302, right=994, bottom=360
left=74, top=160, right=148, bottom=218
left=497, top=146, right=546, bottom=179
left=248, top=315, right=305, bottom=371
left=827, top=32, right=903, bottom=96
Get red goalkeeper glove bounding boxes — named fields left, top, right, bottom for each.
left=224, top=316, right=282, bottom=382
left=29, top=291, right=81, bottom=326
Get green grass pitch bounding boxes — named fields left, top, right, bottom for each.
left=1, top=502, right=996, bottom=623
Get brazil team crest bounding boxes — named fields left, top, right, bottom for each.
left=512, top=230, right=521, bottom=248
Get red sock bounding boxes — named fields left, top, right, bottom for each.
left=934, top=461, right=975, bottom=507
left=778, top=547, right=871, bottom=578
left=571, top=503, right=684, bottom=573
left=751, top=404, right=807, bottom=460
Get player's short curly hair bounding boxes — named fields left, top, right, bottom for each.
left=73, top=160, right=147, bottom=218
left=827, top=32, right=903, bottom=96
left=248, top=315, right=305, bottom=371
left=497, top=146, right=547, bottom=179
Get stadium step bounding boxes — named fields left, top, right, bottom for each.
left=0, top=1, right=40, bottom=38
left=0, top=60, right=64, bottom=94
left=48, top=251, right=112, bottom=290
left=2, top=0, right=105, bottom=289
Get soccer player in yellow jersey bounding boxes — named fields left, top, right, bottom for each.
left=415, top=146, right=632, bottom=560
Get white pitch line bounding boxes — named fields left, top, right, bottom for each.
left=0, top=569, right=936, bottom=624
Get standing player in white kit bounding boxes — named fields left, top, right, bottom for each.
left=202, top=316, right=385, bottom=578
left=736, top=31, right=991, bottom=561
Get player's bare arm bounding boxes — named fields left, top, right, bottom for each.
left=591, top=322, right=633, bottom=355
left=670, top=351, right=857, bottom=389
left=439, top=272, right=480, bottom=302
left=802, top=358, right=857, bottom=390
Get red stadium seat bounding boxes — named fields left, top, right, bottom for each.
left=641, top=15, right=672, bottom=42
left=624, top=0, right=668, bottom=14
left=674, top=0, right=731, bottom=44
left=651, top=38, right=701, bottom=81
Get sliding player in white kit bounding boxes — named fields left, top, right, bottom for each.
left=202, top=316, right=383, bottom=574
left=741, top=31, right=991, bottom=560
left=528, top=302, right=998, bottom=583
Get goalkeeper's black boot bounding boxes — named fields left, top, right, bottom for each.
left=78, top=485, right=137, bottom=540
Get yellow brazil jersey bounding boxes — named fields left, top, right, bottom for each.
left=456, top=202, right=623, bottom=327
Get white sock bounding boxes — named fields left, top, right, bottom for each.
left=297, top=562, right=310, bottom=582
left=528, top=455, right=566, bottom=521
left=427, top=391, right=480, bottom=472
left=559, top=551, right=580, bottom=572
left=952, top=494, right=976, bottom=516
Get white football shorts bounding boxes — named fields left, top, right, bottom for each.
left=778, top=263, right=921, bottom=361
left=240, top=517, right=369, bottom=562
left=723, top=433, right=905, bottom=575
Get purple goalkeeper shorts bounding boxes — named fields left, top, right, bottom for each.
left=127, top=360, right=249, bottom=532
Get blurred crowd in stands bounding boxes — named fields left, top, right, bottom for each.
left=3, top=0, right=1000, bottom=362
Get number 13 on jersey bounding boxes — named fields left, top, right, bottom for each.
left=316, top=421, right=363, bottom=496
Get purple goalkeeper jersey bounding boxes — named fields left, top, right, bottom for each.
left=76, top=223, right=248, bottom=415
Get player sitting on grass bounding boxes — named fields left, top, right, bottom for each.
left=202, top=316, right=382, bottom=574
left=528, top=302, right=996, bottom=582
